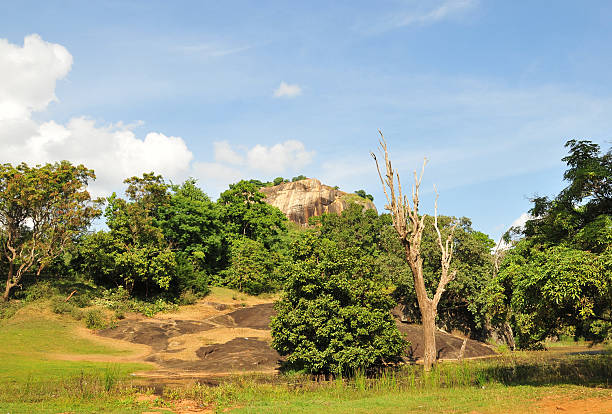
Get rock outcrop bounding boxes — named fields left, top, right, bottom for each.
left=260, top=178, right=377, bottom=225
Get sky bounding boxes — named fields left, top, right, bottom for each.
left=1, top=0, right=611, bottom=241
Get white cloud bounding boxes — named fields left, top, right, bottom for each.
left=213, top=141, right=245, bottom=165
left=192, top=140, right=315, bottom=198
left=397, top=0, right=477, bottom=27
left=0, top=34, right=72, bottom=120
left=0, top=35, right=193, bottom=196
left=246, top=140, right=313, bottom=172
left=493, top=213, right=531, bottom=251
left=273, top=81, right=302, bottom=98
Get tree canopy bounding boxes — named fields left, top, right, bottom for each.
left=271, top=232, right=406, bottom=375
left=496, top=140, right=612, bottom=347
left=1, top=162, right=100, bottom=301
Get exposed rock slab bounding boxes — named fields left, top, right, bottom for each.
left=261, top=178, right=377, bottom=225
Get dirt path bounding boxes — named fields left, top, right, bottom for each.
left=535, top=394, right=612, bottom=413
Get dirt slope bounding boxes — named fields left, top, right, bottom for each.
left=96, top=297, right=496, bottom=380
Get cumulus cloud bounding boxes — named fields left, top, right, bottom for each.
left=0, top=35, right=193, bottom=196
left=494, top=212, right=532, bottom=250
left=273, top=81, right=302, bottom=98
left=0, top=35, right=314, bottom=200
left=0, top=34, right=72, bottom=120
left=192, top=140, right=315, bottom=198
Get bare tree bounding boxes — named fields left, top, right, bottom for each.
left=371, top=131, right=457, bottom=371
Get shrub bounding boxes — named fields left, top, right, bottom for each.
left=178, top=290, right=199, bottom=306
left=271, top=234, right=407, bottom=376
left=51, top=299, right=75, bottom=315
left=130, top=298, right=178, bottom=317
left=23, top=281, right=59, bottom=302
left=70, top=307, right=84, bottom=320
left=70, top=293, right=92, bottom=308
left=84, top=309, right=107, bottom=330
left=220, top=237, right=278, bottom=295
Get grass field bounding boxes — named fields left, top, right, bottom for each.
left=0, top=304, right=155, bottom=413
left=169, top=350, right=611, bottom=413
left=1, top=301, right=610, bottom=413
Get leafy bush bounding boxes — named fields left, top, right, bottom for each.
left=271, top=234, right=407, bottom=376
left=70, top=293, right=92, bottom=308
left=220, top=237, right=279, bottom=295
left=130, top=298, right=178, bottom=317
left=178, top=290, right=199, bottom=306
left=70, top=307, right=84, bottom=320
left=84, top=309, right=107, bottom=330
left=22, top=281, right=59, bottom=302
left=51, top=299, right=75, bottom=315
left=0, top=301, right=22, bottom=320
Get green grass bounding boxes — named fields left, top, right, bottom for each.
left=227, top=384, right=609, bottom=414
left=0, top=307, right=153, bottom=412
left=1, top=300, right=610, bottom=413
left=166, top=349, right=612, bottom=413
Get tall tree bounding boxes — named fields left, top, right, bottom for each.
left=102, top=173, right=176, bottom=295
left=497, top=140, right=612, bottom=347
left=218, top=180, right=287, bottom=249
left=0, top=162, right=100, bottom=301
left=372, top=132, right=456, bottom=371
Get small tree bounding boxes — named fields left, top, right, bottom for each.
left=271, top=233, right=406, bottom=376
left=1, top=162, right=100, bottom=301
left=372, top=132, right=456, bottom=371
left=220, top=237, right=277, bottom=295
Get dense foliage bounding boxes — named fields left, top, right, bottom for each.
left=271, top=233, right=406, bottom=375
left=3, top=138, right=608, bottom=362
left=496, top=140, right=612, bottom=347
left=0, top=162, right=100, bottom=301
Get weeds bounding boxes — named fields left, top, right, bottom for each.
left=84, top=309, right=108, bottom=330
left=158, top=350, right=611, bottom=411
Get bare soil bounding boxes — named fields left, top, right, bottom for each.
left=535, top=395, right=612, bottom=413
left=97, top=302, right=282, bottom=378
left=94, top=297, right=496, bottom=382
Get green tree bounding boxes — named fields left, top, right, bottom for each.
left=310, top=203, right=388, bottom=255
left=354, top=189, right=374, bottom=201
left=0, top=162, right=100, bottom=301
left=218, top=180, right=287, bottom=250
left=271, top=233, right=406, bottom=376
left=100, top=173, right=177, bottom=296
left=158, top=178, right=222, bottom=275
left=220, top=237, right=278, bottom=294
left=273, top=177, right=286, bottom=186
left=497, top=140, right=612, bottom=347
left=291, top=175, right=307, bottom=182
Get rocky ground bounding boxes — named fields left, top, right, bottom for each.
left=97, top=295, right=496, bottom=383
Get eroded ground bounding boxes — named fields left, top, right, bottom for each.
left=95, top=293, right=497, bottom=382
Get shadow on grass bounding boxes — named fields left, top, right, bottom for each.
left=477, top=352, right=612, bottom=388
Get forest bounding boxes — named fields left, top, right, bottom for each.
left=1, top=138, right=610, bottom=377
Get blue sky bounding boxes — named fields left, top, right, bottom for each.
left=1, top=0, right=611, bottom=241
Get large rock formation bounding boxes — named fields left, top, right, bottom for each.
left=260, top=178, right=377, bottom=225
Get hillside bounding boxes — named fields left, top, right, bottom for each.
left=260, top=178, right=377, bottom=225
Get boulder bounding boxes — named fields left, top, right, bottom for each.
left=260, top=178, right=377, bottom=225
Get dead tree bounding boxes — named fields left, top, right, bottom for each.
left=372, top=131, right=457, bottom=372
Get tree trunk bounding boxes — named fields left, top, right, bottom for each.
left=421, top=300, right=437, bottom=371
left=503, top=321, right=516, bottom=350
left=3, top=262, right=15, bottom=302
